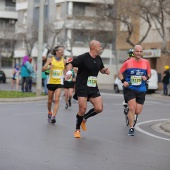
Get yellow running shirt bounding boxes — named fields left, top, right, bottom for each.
left=47, top=56, right=65, bottom=85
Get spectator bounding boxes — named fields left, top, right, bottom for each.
left=42, top=56, right=48, bottom=95
left=21, top=56, right=33, bottom=92
left=28, top=58, right=35, bottom=92
left=11, top=64, right=20, bottom=91
left=162, top=65, right=170, bottom=95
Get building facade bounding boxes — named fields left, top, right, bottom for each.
left=0, top=0, right=18, bottom=69
left=12, top=0, right=170, bottom=90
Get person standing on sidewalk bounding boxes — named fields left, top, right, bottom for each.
left=42, top=56, right=48, bottom=95
left=21, top=56, right=33, bottom=92
left=162, top=65, right=170, bottom=95
left=66, top=40, right=110, bottom=138
left=42, top=46, right=66, bottom=123
left=118, top=45, right=151, bottom=136
left=11, top=64, right=20, bottom=91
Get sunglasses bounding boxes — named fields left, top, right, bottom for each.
left=57, top=51, right=64, bottom=54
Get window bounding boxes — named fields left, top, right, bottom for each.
left=85, top=6, right=96, bottom=17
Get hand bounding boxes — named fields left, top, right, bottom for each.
left=49, top=65, right=53, bottom=70
left=66, top=70, right=72, bottom=76
left=65, top=70, right=72, bottom=80
left=123, top=81, right=130, bottom=87
left=142, top=76, right=148, bottom=81
left=104, top=68, right=110, bottom=75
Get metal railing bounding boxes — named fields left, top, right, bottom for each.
left=0, top=6, right=16, bottom=12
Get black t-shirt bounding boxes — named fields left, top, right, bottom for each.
left=71, top=52, right=104, bottom=94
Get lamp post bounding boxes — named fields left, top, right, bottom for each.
left=36, top=0, right=45, bottom=96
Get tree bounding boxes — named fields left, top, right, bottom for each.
left=94, top=0, right=152, bottom=47
left=146, top=0, right=170, bottom=55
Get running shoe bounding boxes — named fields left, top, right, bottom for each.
left=68, top=99, right=71, bottom=107
left=65, top=103, right=68, bottom=109
left=123, top=101, right=128, bottom=107
left=74, top=130, right=81, bottom=138
left=50, top=116, right=56, bottom=124
left=48, top=112, right=52, bottom=123
left=48, top=114, right=52, bottom=123
left=128, top=128, right=135, bottom=136
left=81, top=120, right=87, bottom=131
left=124, top=107, right=129, bottom=115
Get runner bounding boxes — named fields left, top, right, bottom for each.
left=42, top=46, right=66, bottom=123
left=118, top=45, right=151, bottom=136
left=64, top=58, right=76, bottom=109
left=66, top=40, right=110, bottom=138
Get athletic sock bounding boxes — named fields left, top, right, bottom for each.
left=48, top=111, right=52, bottom=115
left=76, top=114, right=83, bottom=130
left=83, top=108, right=98, bottom=120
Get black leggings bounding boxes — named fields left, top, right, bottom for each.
left=21, top=77, right=29, bottom=92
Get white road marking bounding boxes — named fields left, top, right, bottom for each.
left=135, top=119, right=170, bottom=142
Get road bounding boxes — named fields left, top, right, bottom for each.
left=0, top=89, right=170, bottom=170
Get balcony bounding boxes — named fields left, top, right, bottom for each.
left=0, top=6, right=18, bottom=19
left=54, top=17, right=113, bottom=31
left=55, top=0, right=114, bottom=4
left=16, top=1, right=28, bottom=10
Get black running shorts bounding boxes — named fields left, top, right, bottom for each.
left=76, top=89, right=101, bottom=99
left=64, top=81, right=75, bottom=89
left=47, top=84, right=63, bottom=91
left=123, top=88, right=146, bottom=105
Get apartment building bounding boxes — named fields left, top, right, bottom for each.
left=54, top=0, right=114, bottom=63
left=14, top=0, right=115, bottom=64
left=0, top=0, right=18, bottom=69
left=15, top=0, right=43, bottom=66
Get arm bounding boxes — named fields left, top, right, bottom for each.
left=12, top=69, right=15, bottom=75
left=42, top=58, right=52, bottom=71
left=65, top=63, right=73, bottom=80
left=100, top=67, right=110, bottom=75
left=118, top=62, right=130, bottom=87
left=25, top=62, right=33, bottom=74
left=66, top=63, right=73, bottom=72
left=118, top=72, right=129, bottom=87
left=142, top=61, right=151, bottom=81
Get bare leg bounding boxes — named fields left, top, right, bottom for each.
left=52, top=88, right=62, bottom=117
left=47, top=90, right=54, bottom=113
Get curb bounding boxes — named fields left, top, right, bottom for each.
left=0, top=96, right=48, bottom=102
left=160, top=120, right=170, bottom=133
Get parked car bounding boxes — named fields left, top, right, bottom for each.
left=0, top=70, right=6, bottom=83
left=113, top=69, right=158, bottom=93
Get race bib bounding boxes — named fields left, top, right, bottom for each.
left=52, top=70, right=63, bottom=78
left=130, top=75, right=142, bottom=86
left=87, top=76, right=97, bottom=87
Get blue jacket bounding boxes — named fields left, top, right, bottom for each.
left=21, top=61, right=33, bottom=77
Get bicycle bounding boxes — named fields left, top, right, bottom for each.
left=123, top=101, right=138, bottom=127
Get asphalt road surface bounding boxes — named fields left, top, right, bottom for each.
left=0, top=90, right=170, bottom=170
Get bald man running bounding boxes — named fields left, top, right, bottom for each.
left=66, top=40, right=110, bottom=138
left=118, top=45, right=151, bottom=136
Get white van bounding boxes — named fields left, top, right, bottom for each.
left=113, top=69, right=158, bottom=93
